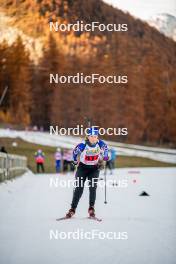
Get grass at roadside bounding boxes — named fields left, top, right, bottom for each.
left=0, top=137, right=175, bottom=173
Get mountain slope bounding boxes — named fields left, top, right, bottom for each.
left=0, top=0, right=176, bottom=59
left=0, top=11, right=43, bottom=63
left=0, top=0, right=176, bottom=145
left=148, top=13, right=176, bottom=41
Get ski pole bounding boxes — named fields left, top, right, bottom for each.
left=104, top=162, right=107, bottom=204
left=72, top=165, right=77, bottom=195
left=72, top=162, right=79, bottom=196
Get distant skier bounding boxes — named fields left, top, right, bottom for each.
left=35, top=149, right=45, bottom=173
left=65, top=126, right=109, bottom=218
left=63, top=149, right=75, bottom=172
left=55, top=148, right=62, bottom=173
left=66, top=149, right=75, bottom=172
left=110, top=148, right=116, bottom=169
left=63, top=149, right=69, bottom=172
left=106, top=148, right=117, bottom=174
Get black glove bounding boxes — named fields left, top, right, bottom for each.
left=97, top=159, right=105, bottom=170
left=71, top=161, right=78, bottom=169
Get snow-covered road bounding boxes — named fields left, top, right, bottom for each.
left=0, top=168, right=176, bottom=264
left=0, top=129, right=176, bottom=164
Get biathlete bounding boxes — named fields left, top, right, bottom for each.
left=65, top=127, right=109, bottom=218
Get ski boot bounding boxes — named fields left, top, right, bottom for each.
left=66, top=208, right=75, bottom=218
left=88, top=206, right=95, bottom=217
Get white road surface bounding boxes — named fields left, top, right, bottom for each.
left=0, top=168, right=176, bottom=264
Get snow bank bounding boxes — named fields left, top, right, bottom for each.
left=0, top=128, right=176, bottom=164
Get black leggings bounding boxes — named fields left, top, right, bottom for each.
left=71, top=163, right=100, bottom=209
left=36, top=163, right=45, bottom=173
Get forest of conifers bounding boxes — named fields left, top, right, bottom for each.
left=0, top=0, right=176, bottom=145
